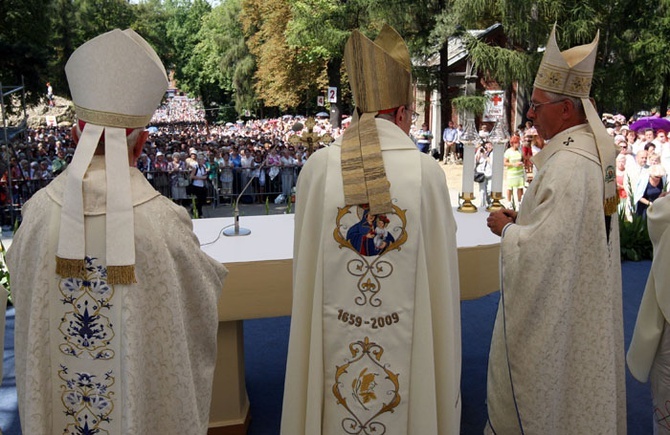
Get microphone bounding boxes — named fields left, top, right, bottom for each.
left=223, top=121, right=302, bottom=236
left=222, top=165, right=254, bottom=236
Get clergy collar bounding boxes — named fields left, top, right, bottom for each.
left=47, top=155, right=160, bottom=215
left=532, top=123, right=590, bottom=170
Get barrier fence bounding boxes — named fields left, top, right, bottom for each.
left=0, top=165, right=301, bottom=225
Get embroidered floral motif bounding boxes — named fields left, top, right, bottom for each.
left=536, top=68, right=566, bottom=89
left=333, top=337, right=401, bottom=434
left=568, top=76, right=591, bottom=94
left=59, top=257, right=115, bottom=359
left=59, top=366, right=115, bottom=435
left=334, top=204, right=408, bottom=306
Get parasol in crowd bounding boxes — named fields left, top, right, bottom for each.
left=629, top=116, right=670, bottom=132
left=315, top=112, right=329, bottom=118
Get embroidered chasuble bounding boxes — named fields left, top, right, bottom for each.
left=486, top=125, right=626, bottom=434
left=7, top=156, right=227, bottom=434
left=281, top=119, right=461, bottom=434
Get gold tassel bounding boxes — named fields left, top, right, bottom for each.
left=55, top=256, right=85, bottom=278
left=107, top=265, right=137, bottom=285
left=604, top=195, right=618, bottom=216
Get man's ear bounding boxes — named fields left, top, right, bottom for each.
left=132, top=130, right=149, bottom=160
left=395, top=105, right=408, bottom=125
left=71, top=126, right=79, bottom=145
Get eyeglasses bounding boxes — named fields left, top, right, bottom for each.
left=405, top=108, right=419, bottom=123
left=529, top=99, right=568, bottom=112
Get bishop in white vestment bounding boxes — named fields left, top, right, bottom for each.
left=485, top=26, right=625, bottom=434
left=6, top=29, right=227, bottom=434
left=281, top=26, right=461, bottom=435
left=628, top=194, right=670, bottom=432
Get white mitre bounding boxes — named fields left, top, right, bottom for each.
left=534, top=25, right=617, bottom=216
left=57, top=29, right=168, bottom=284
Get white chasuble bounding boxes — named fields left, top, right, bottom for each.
left=281, top=119, right=461, bottom=435
left=50, top=216, right=122, bottom=434
left=486, top=125, right=625, bottom=435
left=7, top=157, right=226, bottom=435
left=322, top=144, right=420, bottom=434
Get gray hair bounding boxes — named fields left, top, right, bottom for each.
left=543, top=91, right=584, bottom=114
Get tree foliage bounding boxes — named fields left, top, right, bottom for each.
left=241, top=0, right=326, bottom=112
left=3, top=0, right=670, bottom=120
left=0, top=0, right=52, bottom=103
left=432, top=0, right=670, bottom=116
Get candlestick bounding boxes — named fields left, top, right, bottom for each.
left=488, top=118, right=509, bottom=211
left=458, top=119, right=480, bottom=213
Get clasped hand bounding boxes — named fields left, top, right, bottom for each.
left=487, top=208, right=517, bottom=236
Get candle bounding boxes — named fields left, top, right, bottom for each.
left=462, top=144, right=476, bottom=194
left=489, top=119, right=509, bottom=193
left=459, top=119, right=480, bottom=195
left=491, top=143, right=505, bottom=192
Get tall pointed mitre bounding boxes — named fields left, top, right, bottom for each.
left=57, top=29, right=168, bottom=284
left=341, top=25, right=412, bottom=215
left=535, top=25, right=618, bottom=216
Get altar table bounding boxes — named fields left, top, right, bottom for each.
left=193, top=210, right=500, bottom=434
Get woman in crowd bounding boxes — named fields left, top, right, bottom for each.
left=152, top=151, right=170, bottom=197
left=503, top=134, right=525, bottom=205
left=252, top=150, right=266, bottom=203
left=189, top=153, right=209, bottom=218
left=266, top=147, right=282, bottom=202
left=475, top=141, right=493, bottom=208
left=168, top=152, right=188, bottom=207
left=218, top=151, right=234, bottom=202
left=280, top=148, right=296, bottom=204
left=239, top=148, right=255, bottom=203
left=635, top=164, right=667, bottom=217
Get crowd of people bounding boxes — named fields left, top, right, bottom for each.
left=433, top=108, right=670, bottom=215
left=0, top=97, right=346, bottom=219
left=4, top=92, right=670, bottom=223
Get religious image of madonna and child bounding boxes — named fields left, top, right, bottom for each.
left=346, top=208, right=395, bottom=256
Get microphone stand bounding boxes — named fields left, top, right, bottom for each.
left=223, top=121, right=303, bottom=237
left=222, top=163, right=256, bottom=236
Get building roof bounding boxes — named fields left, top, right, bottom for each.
left=418, top=23, right=503, bottom=68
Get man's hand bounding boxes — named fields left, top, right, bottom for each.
left=487, top=209, right=517, bottom=236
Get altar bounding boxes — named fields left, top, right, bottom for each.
left=194, top=210, right=500, bottom=434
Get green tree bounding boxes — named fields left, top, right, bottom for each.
left=48, top=0, right=78, bottom=97
left=242, top=0, right=326, bottom=113
left=73, top=0, right=135, bottom=44
left=214, top=0, right=256, bottom=116
left=609, top=0, right=670, bottom=116
left=182, top=2, right=236, bottom=122
left=431, top=0, right=670, bottom=117
left=164, top=0, right=212, bottom=95
left=284, top=0, right=450, bottom=124
left=0, top=0, right=52, bottom=103
left=130, top=0, right=172, bottom=66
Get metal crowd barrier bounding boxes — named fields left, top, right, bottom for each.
left=0, top=165, right=304, bottom=226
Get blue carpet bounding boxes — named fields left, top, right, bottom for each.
left=0, top=260, right=656, bottom=434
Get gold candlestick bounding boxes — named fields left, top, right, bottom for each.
left=458, top=192, right=478, bottom=213
left=487, top=192, right=504, bottom=211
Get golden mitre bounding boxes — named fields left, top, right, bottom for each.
left=341, top=25, right=413, bottom=215
left=344, top=25, right=412, bottom=112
